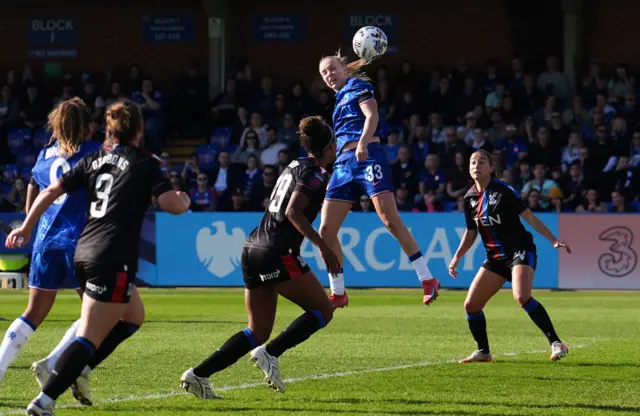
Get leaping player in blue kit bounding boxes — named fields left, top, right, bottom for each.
left=0, top=98, right=99, bottom=404
left=317, top=52, right=441, bottom=308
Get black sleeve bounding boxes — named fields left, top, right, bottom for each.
left=358, top=92, right=374, bottom=104
left=464, top=198, right=477, bottom=230
left=294, top=168, right=325, bottom=198
left=150, top=161, right=172, bottom=198
left=504, top=185, right=527, bottom=214
left=29, top=176, right=37, bottom=187
left=59, top=156, right=90, bottom=194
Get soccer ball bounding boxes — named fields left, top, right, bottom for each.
left=352, top=26, right=388, bottom=61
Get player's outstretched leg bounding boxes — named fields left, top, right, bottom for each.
left=370, top=191, right=440, bottom=305
left=319, top=200, right=351, bottom=309
left=0, top=288, right=58, bottom=385
left=182, top=286, right=277, bottom=399
left=252, top=270, right=333, bottom=392
left=512, top=266, right=568, bottom=361
left=460, top=268, right=504, bottom=363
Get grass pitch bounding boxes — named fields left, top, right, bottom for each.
left=0, top=288, right=638, bottom=415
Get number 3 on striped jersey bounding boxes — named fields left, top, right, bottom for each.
left=268, top=173, right=292, bottom=213
left=90, top=173, right=114, bottom=218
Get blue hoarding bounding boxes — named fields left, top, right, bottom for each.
left=142, top=15, right=195, bottom=43
left=0, top=213, right=35, bottom=255
left=344, top=13, right=398, bottom=53
left=155, top=213, right=559, bottom=289
left=253, top=14, right=305, bottom=42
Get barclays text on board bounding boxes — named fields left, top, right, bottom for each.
left=154, top=212, right=559, bottom=289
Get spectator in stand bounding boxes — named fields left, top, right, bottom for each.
left=395, top=187, right=414, bottom=212
left=537, top=55, right=571, bottom=105
left=453, top=195, right=465, bottom=212
left=419, top=154, right=447, bottom=201
left=429, top=76, right=456, bottom=123
left=176, top=63, right=208, bottom=134
left=631, top=131, right=640, bottom=165
left=133, top=78, right=165, bottom=154
left=608, top=64, right=634, bottom=102
left=276, top=113, right=298, bottom=148
left=211, top=150, right=235, bottom=207
left=456, top=112, right=476, bottom=143
left=588, top=124, right=614, bottom=172
left=562, top=95, right=589, bottom=127
left=581, top=59, right=607, bottom=106
left=126, top=64, right=143, bottom=94
left=313, top=89, right=334, bottom=122
left=575, top=189, right=607, bottom=212
left=433, top=125, right=468, bottom=171
left=469, top=127, right=494, bottom=152
left=376, top=79, right=395, bottom=122
left=610, top=190, right=636, bottom=213
left=241, top=154, right=262, bottom=200
left=534, top=94, right=557, bottom=127
left=232, top=129, right=261, bottom=163
left=480, top=58, right=502, bottom=95
left=5, top=69, right=22, bottom=98
left=383, top=129, right=400, bottom=163
left=0, top=193, right=15, bottom=212
left=7, top=176, right=26, bottom=212
left=169, top=170, right=185, bottom=192
left=526, top=189, right=547, bottom=212
left=410, top=123, right=430, bottom=162
left=268, top=93, right=288, bottom=128
left=499, top=168, right=517, bottom=192
left=485, top=84, right=505, bottom=112
left=19, top=84, right=47, bottom=129
left=0, top=85, right=20, bottom=127
left=80, top=79, right=106, bottom=135
left=160, top=152, right=172, bottom=172
left=530, top=127, right=560, bottom=168
left=548, top=187, right=565, bottom=213
left=457, top=76, right=483, bottom=118
left=396, top=60, right=418, bottom=95
left=516, top=73, right=542, bottom=116
left=561, top=132, right=583, bottom=172
left=395, top=90, right=418, bottom=125
left=289, top=81, right=312, bottom=120
left=219, top=188, right=250, bottom=212
left=562, top=161, right=587, bottom=210
left=240, top=112, right=268, bottom=148
left=508, top=56, right=525, bottom=91
left=181, top=153, right=203, bottom=189
left=276, top=148, right=291, bottom=175
left=498, top=123, right=528, bottom=168
left=500, top=95, right=520, bottom=125
left=249, top=164, right=276, bottom=210
left=446, top=151, right=471, bottom=200
left=189, top=173, right=216, bottom=212
left=602, top=155, right=634, bottom=198
left=211, top=77, right=243, bottom=127
left=104, top=81, right=126, bottom=108
left=391, top=145, right=420, bottom=198
left=522, top=163, right=558, bottom=209
left=549, top=112, right=570, bottom=148
left=53, top=85, right=75, bottom=109
left=414, top=190, right=443, bottom=212
left=260, top=126, right=287, bottom=166
left=358, top=195, right=374, bottom=212
left=253, top=76, right=275, bottom=117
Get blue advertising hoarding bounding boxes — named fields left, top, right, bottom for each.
left=344, top=13, right=398, bottom=53
left=155, top=213, right=559, bottom=289
left=253, top=14, right=305, bottom=42
left=28, top=18, right=78, bottom=58
left=142, top=15, right=195, bottom=43
left=0, top=213, right=35, bottom=255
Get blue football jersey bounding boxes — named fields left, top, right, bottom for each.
left=30, top=140, right=100, bottom=252
left=333, top=78, right=390, bottom=154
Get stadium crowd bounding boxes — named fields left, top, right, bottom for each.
left=1, top=56, right=639, bottom=214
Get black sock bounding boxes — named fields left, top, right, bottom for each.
left=466, top=311, right=490, bottom=354
left=266, top=310, right=327, bottom=358
left=522, top=298, right=561, bottom=345
left=43, top=337, right=95, bottom=400
left=193, top=328, right=258, bottom=378
left=88, top=321, right=140, bottom=370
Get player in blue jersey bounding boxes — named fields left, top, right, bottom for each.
left=0, top=98, right=100, bottom=389
left=317, top=52, right=440, bottom=308
left=450, top=150, right=571, bottom=363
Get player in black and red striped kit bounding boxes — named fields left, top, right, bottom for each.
left=181, top=116, right=340, bottom=398
left=6, top=99, right=190, bottom=416
left=449, top=150, right=572, bottom=363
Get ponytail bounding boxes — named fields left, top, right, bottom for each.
left=324, top=49, right=372, bottom=82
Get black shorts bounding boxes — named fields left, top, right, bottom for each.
left=241, top=246, right=310, bottom=289
left=75, top=262, right=137, bottom=303
left=481, top=248, right=537, bottom=282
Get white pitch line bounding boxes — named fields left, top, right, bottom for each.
left=0, top=344, right=589, bottom=415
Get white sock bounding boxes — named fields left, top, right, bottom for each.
left=0, top=316, right=36, bottom=379
left=46, top=319, right=81, bottom=370
left=36, top=392, right=54, bottom=406
left=329, top=269, right=345, bottom=295
left=410, top=252, right=433, bottom=281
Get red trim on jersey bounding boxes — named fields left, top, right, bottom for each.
left=112, top=272, right=128, bottom=302
left=281, top=254, right=303, bottom=279
left=475, top=191, right=500, bottom=258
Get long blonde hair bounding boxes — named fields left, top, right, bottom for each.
left=46, top=97, right=90, bottom=157
left=321, top=49, right=372, bottom=82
